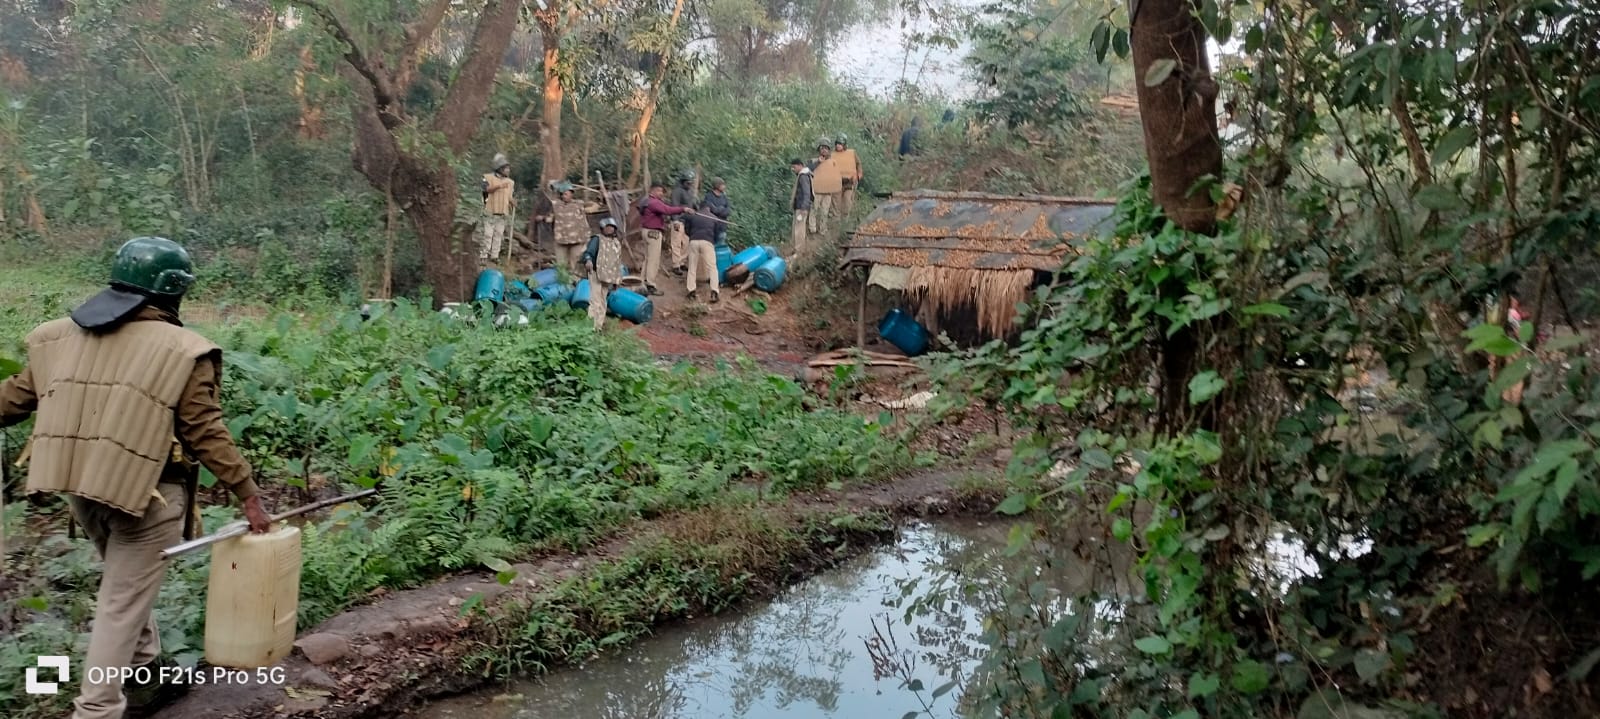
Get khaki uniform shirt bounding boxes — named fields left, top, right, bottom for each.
left=835, top=149, right=863, bottom=186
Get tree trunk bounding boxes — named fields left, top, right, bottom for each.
left=294, top=45, right=326, bottom=139
left=296, top=0, right=519, bottom=305
left=1132, top=0, right=1220, bottom=234
left=538, top=20, right=564, bottom=187
left=627, top=0, right=687, bottom=186
left=395, top=161, right=472, bottom=304
left=1130, top=0, right=1222, bottom=433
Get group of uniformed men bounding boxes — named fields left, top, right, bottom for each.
left=471, top=134, right=862, bottom=330
left=788, top=135, right=864, bottom=258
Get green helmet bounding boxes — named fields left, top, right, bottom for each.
left=112, top=237, right=195, bottom=297
left=554, top=180, right=574, bottom=194
left=835, top=134, right=848, bottom=146
left=679, top=169, right=696, bottom=183
left=817, top=136, right=832, bottom=148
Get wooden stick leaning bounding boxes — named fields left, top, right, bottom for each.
left=159, top=488, right=380, bottom=560
left=502, top=197, right=517, bottom=268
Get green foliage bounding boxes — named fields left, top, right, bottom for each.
left=965, top=1, right=1094, bottom=136
left=0, top=302, right=906, bottom=717
left=922, top=0, right=1600, bottom=715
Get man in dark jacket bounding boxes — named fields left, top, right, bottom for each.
left=899, top=116, right=922, bottom=157
left=789, top=159, right=814, bottom=258
left=702, top=178, right=732, bottom=247
left=682, top=204, right=721, bottom=303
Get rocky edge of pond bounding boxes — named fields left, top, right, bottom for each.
left=160, top=469, right=998, bottom=719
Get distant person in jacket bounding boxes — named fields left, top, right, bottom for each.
left=636, top=185, right=688, bottom=296
left=682, top=203, right=721, bottom=303
left=580, top=217, right=624, bottom=330
left=808, top=138, right=842, bottom=236
left=833, top=136, right=863, bottom=216
left=789, top=159, right=814, bottom=257
left=703, top=177, right=732, bottom=248
left=898, top=117, right=922, bottom=158
left=668, top=170, right=697, bottom=276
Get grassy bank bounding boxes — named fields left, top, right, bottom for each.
left=0, top=284, right=915, bottom=716
left=467, top=504, right=898, bottom=686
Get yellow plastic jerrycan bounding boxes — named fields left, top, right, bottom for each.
left=204, top=524, right=303, bottom=668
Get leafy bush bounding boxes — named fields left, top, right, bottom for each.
left=1, top=301, right=907, bottom=717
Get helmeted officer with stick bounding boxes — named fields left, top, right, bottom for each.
left=0, top=237, right=271, bottom=719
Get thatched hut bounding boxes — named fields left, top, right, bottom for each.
left=840, top=190, right=1117, bottom=348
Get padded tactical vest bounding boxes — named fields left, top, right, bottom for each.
left=22, top=317, right=219, bottom=517
left=811, top=155, right=843, bottom=194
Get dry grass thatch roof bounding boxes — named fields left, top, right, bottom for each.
left=841, top=190, right=1116, bottom=272
left=907, top=267, right=1034, bottom=338
left=843, top=191, right=1117, bottom=339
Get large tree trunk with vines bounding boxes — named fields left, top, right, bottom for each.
left=294, top=0, right=519, bottom=305
left=1131, top=0, right=1222, bottom=432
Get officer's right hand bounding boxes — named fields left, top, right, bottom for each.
left=242, top=495, right=271, bottom=533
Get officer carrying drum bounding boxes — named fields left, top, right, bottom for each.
left=0, top=237, right=272, bottom=719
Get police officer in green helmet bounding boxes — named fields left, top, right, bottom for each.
left=1, top=237, right=272, bottom=719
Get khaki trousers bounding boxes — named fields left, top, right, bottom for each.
left=841, top=186, right=857, bottom=216
left=477, top=213, right=509, bottom=261
left=587, top=273, right=614, bottom=330
left=554, top=243, right=584, bottom=277
left=791, top=211, right=810, bottom=257
left=642, top=229, right=665, bottom=288
left=809, top=194, right=835, bottom=235
left=685, top=240, right=719, bottom=295
left=68, top=483, right=188, bottom=719
left=668, top=221, right=689, bottom=270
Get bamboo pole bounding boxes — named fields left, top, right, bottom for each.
left=857, top=268, right=868, bottom=349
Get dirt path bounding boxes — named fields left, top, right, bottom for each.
left=159, top=468, right=997, bottom=719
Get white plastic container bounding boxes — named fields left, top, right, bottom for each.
left=204, top=525, right=302, bottom=668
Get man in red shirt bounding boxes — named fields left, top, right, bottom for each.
left=636, top=184, right=688, bottom=296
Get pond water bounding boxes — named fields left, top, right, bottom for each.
left=415, top=516, right=1360, bottom=719
left=416, top=520, right=1071, bottom=719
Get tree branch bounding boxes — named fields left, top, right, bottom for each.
left=397, top=0, right=455, bottom=89
left=288, top=0, right=405, bottom=130
left=431, top=0, right=524, bottom=153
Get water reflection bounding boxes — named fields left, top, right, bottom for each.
left=418, top=521, right=1047, bottom=719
